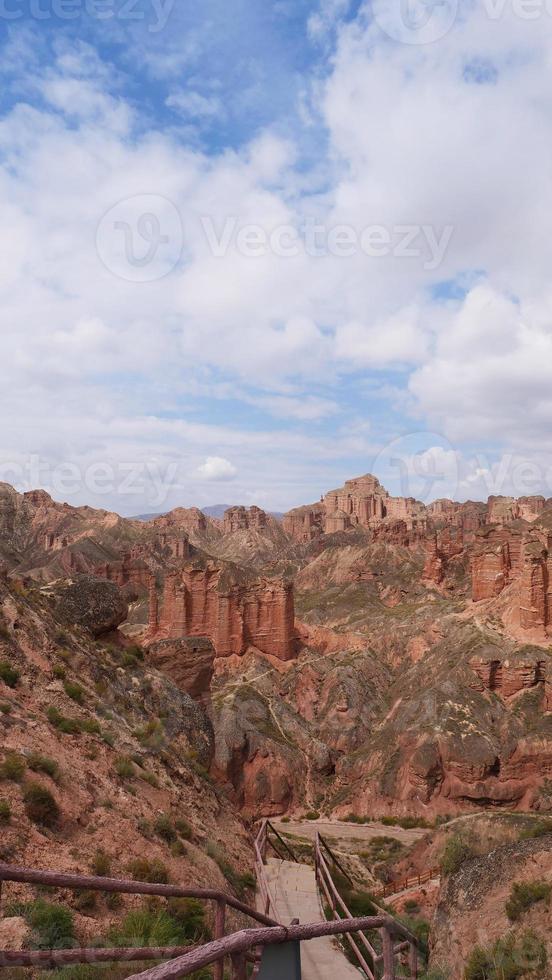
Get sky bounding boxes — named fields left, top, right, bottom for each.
left=2, top=0, right=552, bottom=515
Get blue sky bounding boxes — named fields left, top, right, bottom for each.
left=2, top=0, right=552, bottom=514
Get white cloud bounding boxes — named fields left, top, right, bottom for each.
left=196, top=456, right=238, bottom=481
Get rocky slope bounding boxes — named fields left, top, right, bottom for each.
left=0, top=569, right=254, bottom=939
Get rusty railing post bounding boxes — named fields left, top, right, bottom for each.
left=382, top=925, right=396, bottom=980
left=213, top=899, right=226, bottom=980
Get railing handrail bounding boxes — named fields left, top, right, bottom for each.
left=126, top=915, right=392, bottom=979
left=314, top=833, right=419, bottom=979
left=0, top=862, right=277, bottom=928
left=375, top=865, right=441, bottom=898
left=253, top=820, right=280, bottom=922
left=317, top=831, right=354, bottom=886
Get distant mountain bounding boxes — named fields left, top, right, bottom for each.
left=202, top=504, right=236, bottom=518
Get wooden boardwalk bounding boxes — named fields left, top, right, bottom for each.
left=262, top=858, right=361, bottom=979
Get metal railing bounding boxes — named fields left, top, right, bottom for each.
left=314, top=833, right=419, bottom=980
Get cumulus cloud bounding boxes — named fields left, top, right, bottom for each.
left=3, top=3, right=552, bottom=509
left=196, top=456, right=238, bottom=481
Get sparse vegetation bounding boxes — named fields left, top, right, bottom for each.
left=127, top=858, right=170, bottom=884
left=0, top=661, right=20, bottom=688
left=0, top=799, right=11, bottom=824
left=23, top=781, right=60, bottom=827
left=63, top=681, right=85, bottom=704
left=464, top=930, right=546, bottom=979
left=28, top=752, right=60, bottom=782
left=20, top=899, right=75, bottom=949
left=440, top=833, right=476, bottom=876
left=154, top=813, right=177, bottom=842
left=518, top=818, right=552, bottom=840
left=0, top=701, right=12, bottom=714
left=505, top=880, right=552, bottom=922
left=114, top=756, right=136, bottom=780
left=305, top=810, right=320, bottom=821
left=47, top=706, right=81, bottom=735
left=90, top=849, right=112, bottom=877
left=0, top=751, right=27, bottom=781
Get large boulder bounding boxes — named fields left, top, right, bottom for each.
left=54, top=575, right=128, bottom=637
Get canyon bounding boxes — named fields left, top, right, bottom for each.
left=3, top=474, right=552, bottom=827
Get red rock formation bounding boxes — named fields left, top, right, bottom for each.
left=149, top=560, right=296, bottom=661
left=487, top=495, right=546, bottom=526
left=153, top=507, right=209, bottom=536
left=519, top=539, right=552, bottom=632
left=223, top=506, right=269, bottom=533
left=156, top=530, right=190, bottom=560
left=95, top=554, right=151, bottom=592
left=423, top=526, right=465, bottom=586
left=323, top=474, right=427, bottom=533
left=282, top=503, right=324, bottom=543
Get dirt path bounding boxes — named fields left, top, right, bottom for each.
left=272, top=818, right=429, bottom=849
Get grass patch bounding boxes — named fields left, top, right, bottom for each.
left=23, top=782, right=60, bottom=827
left=64, top=681, right=85, bottom=705
left=505, top=881, right=552, bottom=922
left=19, top=900, right=75, bottom=950
left=0, top=752, right=26, bottom=782
left=127, top=858, right=170, bottom=884
left=464, top=930, right=546, bottom=979
left=440, top=833, right=476, bottom=876
left=90, top=849, right=112, bottom=877
left=28, top=753, right=60, bottom=782
left=0, top=662, right=20, bottom=688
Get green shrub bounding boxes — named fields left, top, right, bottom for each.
left=0, top=662, right=20, bottom=688
left=140, top=770, right=160, bottom=788
left=23, top=782, right=60, bottom=827
left=344, top=813, right=371, bottom=824
left=0, top=799, right=11, bottom=824
left=28, top=753, right=60, bottom=782
left=154, top=813, right=177, bottom=842
left=175, top=818, right=193, bottom=840
left=23, top=899, right=75, bottom=949
left=90, top=849, right=112, bottom=877
left=80, top=718, right=101, bottom=735
left=281, top=816, right=290, bottom=823
left=464, top=930, right=546, bottom=979
left=47, top=707, right=81, bottom=735
left=440, top=834, right=475, bottom=876
left=1, top=751, right=27, bottom=781
left=64, top=681, right=85, bottom=705
left=305, top=810, right=320, bottom=821
left=505, top=880, right=551, bottom=921
left=519, top=818, right=552, bottom=840
left=127, top=858, right=170, bottom=884
left=72, top=890, right=97, bottom=914
left=114, top=756, right=135, bottom=780
left=52, top=665, right=66, bottom=680
left=0, top=701, right=12, bottom=714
